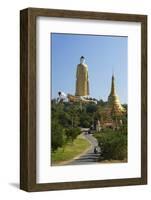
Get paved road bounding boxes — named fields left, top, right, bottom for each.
left=66, top=133, right=100, bottom=165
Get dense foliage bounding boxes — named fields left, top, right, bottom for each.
left=94, top=128, right=127, bottom=161
left=51, top=100, right=102, bottom=151
left=51, top=99, right=128, bottom=162
left=51, top=101, right=91, bottom=151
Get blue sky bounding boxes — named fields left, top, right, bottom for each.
left=51, top=33, right=128, bottom=104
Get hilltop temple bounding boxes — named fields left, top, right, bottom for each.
left=99, top=74, right=126, bottom=129
left=62, top=56, right=126, bottom=123
left=58, top=56, right=126, bottom=129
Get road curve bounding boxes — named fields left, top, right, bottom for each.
left=66, top=133, right=100, bottom=165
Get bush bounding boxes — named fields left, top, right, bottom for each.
left=95, top=130, right=127, bottom=161
left=65, top=127, right=81, bottom=142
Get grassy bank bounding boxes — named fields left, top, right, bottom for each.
left=51, top=134, right=91, bottom=165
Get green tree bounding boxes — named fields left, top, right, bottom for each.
left=80, top=112, right=92, bottom=128
left=58, top=112, right=71, bottom=127
left=65, top=127, right=81, bottom=142
left=86, top=104, right=97, bottom=113
left=68, top=104, right=80, bottom=127
left=51, top=120, right=65, bottom=151
left=95, top=130, right=127, bottom=161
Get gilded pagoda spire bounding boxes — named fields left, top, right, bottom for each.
left=108, top=74, right=125, bottom=114
left=110, top=74, right=116, bottom=96
left=99, top=74, right=126, bottom=129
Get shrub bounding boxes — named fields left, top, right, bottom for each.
left=95, top=130, right=127, bottom=161
left=65, top=127, right=81, bottom=142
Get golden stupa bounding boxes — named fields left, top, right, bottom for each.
left=107, top=75, right=125, bottom=114
left=100, top=74, right=126, bottom=129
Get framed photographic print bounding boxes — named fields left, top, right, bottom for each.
left=20, top=8, right=147, bottom=191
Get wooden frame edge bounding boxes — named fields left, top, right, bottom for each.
left=20, top=8, right=37, bottom=191
left=20, top=7, right=147, bottom=192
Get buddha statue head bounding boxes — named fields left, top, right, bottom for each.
left=80, top=56, right=85, bottom=64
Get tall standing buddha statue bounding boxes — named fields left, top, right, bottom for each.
left=75, top=56, right=89, bottom=97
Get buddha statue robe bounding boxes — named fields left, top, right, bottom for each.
left=75, top=63, right=89, bottom=96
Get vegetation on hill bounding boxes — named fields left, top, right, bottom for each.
left=51, top=100, right=101, bottom=151
left=51, top=99, right=128, bottom=163
left=94, top=128, right=127, bottom=161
